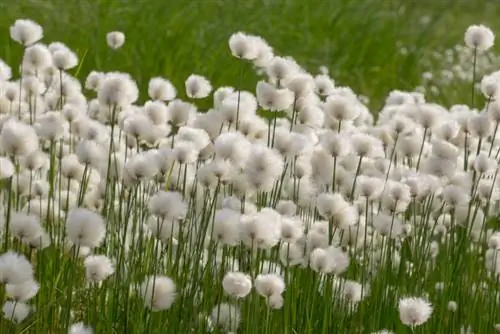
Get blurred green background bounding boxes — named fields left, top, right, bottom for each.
left=0, top=0, right=498, bottom=109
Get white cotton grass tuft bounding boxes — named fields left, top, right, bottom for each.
left=5, top=280, right=39, bottom=302
left=464, top=24, right=495, bottom=51
left=229, top=32, right=258, bottom=60
left=0, top=119, right=39, bottom=156
left=106, top=31, right=125, bottom=49
left=254, top=273, right=285, bottom=297
left=66, top=208, right=106, bottom=248
left=0, top=251, right=34, bottom=284
left=84, top=255, right=115, bottom=283
left=148, top=191, right=187, bottom=221
left=185, top=74, right=212, bottom=99
left=10, top=19, right=43, bottom=46
left=97, top=72, right=139, bottom=107
left=0, top=59, right=12, bottom=81
left=222, top=272, right=253, bottom=298
left=69, top=322, right=94, bottom=334
left=0, top=157, right=15, bottom=179
left=210, top=303, right=240, bottom=332
left=148, top=77, right=176, bottom=101
left=2, top=301, right=31, bottom=323
left=140, top=275, right=177, bottom=311
left=398, top=297, right=433, bottom=327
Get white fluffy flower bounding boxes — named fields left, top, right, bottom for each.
left=0, top=252, right=34, bottom=284
left=185, top=74, right=212, bottom=99
left=106, top=31, right=125, bottom=49
left=2, top=301, right=30, bottom=323
left=5, top=280, right=39, bottom=301
left=84, top=255, right=115, bottom=283
left=148, top=77, right=176, bottom=101
left=0, top=157, right=15, bottom=179
left=66, top=208, right=106, bottom=248
left=254, top=273, right=285, bottom=297
left=10, top=19, right=43, bottom=46
left=69, top=322, right=93, bottom=334
left=222, top=272, right=252, bottom=298
left=140, top=276, right=177, bottom=311
left=464, top=24, right=495, bottom=51
left=398, top=297, right=433, bottom=327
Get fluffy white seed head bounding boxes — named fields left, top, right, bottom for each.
left=0, top=251, right=34, bottom=284
left=84, top=255, right=115, bottom=283
left=222, top=272, right=252, bottom=298
left=10, top=19, right=43, bottom=46
left=140, top=275, right=177, bottom=311
left=69, top=322, right=94, bottom=334
left=2, top=301, right=30, bottom=323
left=148, top=77, right=176, bottom=101
left=210, top=303, right=240, bottom=332
left=106, top=31, right=125, bottom=49
left=148, top=191, right=187, bottom=221
left=254, top=273, right=285, bottom=298
left=229, top=32, right=258, bottom=60
left=66, top=208, right=106, bottom=248
left=464, top=24, right=495, bottom=51
left=185, top=74, right=212, bottom=99
left=5, top=280, right=39, bottom=301
left=398, top=297, right=433, bottom=327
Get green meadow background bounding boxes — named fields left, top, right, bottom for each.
left=0, top=0, right=498, bottom=108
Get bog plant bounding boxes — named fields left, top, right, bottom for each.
left=0, top=18, right=498, bottom=334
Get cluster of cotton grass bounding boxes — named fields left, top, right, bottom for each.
left=417, top=24, right=500, bottom=100
left=0, top=18, right=499, bottom=334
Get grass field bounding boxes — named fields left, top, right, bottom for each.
left=0, top=0, right=498, bottom=107
left=0, top=0, right=499, bottom=333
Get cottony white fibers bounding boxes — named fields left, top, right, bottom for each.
left=0, top=59, right=12, bottom=81
left=0, top=252, right=34, bottom=284
left=166, top=99, right=196, bottom=126
left=0, top=119, right=39, bottom=156
left=148, top=77, right=176, bottom=101
left=464, top=25, right=495, bottom=51
left=315, top=74, right=335, bottom=96
left=266, top=56, right=300, bottom=84
left=22, top=43, right=53, bottom=71
left=256, top=80, right=294, bottom=111
left=447, top=301, right=458, bottom=312
left=85, top=71, right=104, bottom=91
left=140, top=275, right=177, bottom=311
left=106, top=31, right=125, bottom=49
left=0, top=157, right=14, bottom=179
left=10, top=212, right=43, bottom=242
left=240, top=210, right=281, bottom=249
left=10, top=19, right=43, bottom=46
left=2, top=301, right=30, bottom=323
left=185, top=74, right=212, bottom=99
left=52, top=48, right=78, bottom=70
left=5, top=280, right=39, bottom=301
left=66, top=208, right=106, bottom=248
left=210, top=303, right=240, bottom=332
left=309, top=246, right=350, bottom=275
left=254, top=273, right=285, bottom=297
left=69, top=322, right=93, bottom=334
left=211, top=208, right=241, bottom=245
left=398, top=297, right=433, bottom=327
left=323, top=95, right=360, bottom=121
left=84, top=255, right=115, bottom=283
left=148, top=191, right=187, bottom=221
left=222, top=272, right=252, bottom=298
left=229, top=32, right=258, bottom=60
left=98, top=72, right=138, bottom=107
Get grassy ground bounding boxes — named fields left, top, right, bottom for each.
left=0, top=0, right=499, bottom=109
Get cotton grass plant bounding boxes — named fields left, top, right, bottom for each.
left=0, top=17, right=498, bottom=334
